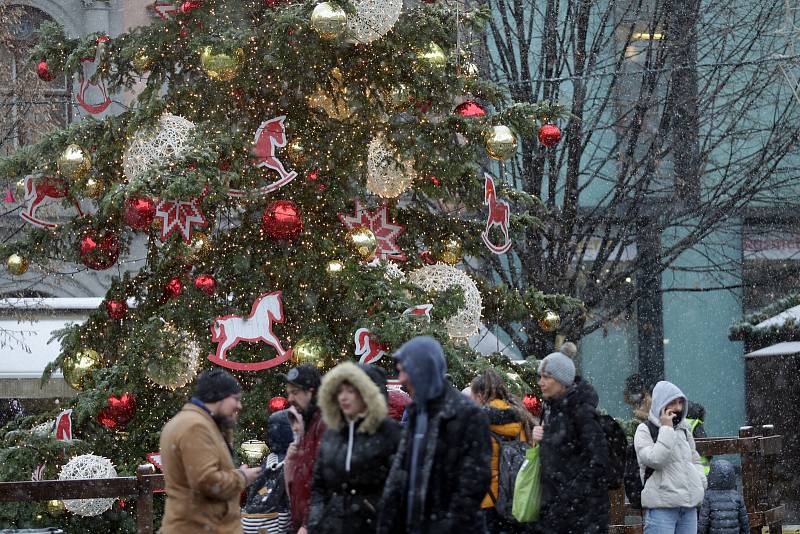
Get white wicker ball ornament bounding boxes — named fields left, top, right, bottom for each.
left=408, top=263, right=482, bottom=338
left=123, top=113, right=195, bottom=181
left=58, top=454, right=117, bottom=516
left=348, top=0, right=402, bottom=43
left=366, top=132, right=415, bottom=198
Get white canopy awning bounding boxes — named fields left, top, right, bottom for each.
left=745, top=341, right=800, bottom=358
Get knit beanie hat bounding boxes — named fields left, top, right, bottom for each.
left=539, top=351, right=576, bottom=387
left=194, top=369, right=242, bottom=403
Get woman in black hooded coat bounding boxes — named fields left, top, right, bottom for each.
left=308, top=362, right=401, bottom=534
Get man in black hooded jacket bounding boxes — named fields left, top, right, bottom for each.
left=377, top=336, right=491, bottom=534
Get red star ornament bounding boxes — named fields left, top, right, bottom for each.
left=338, top=200, right=406, bottom=261
left=154, top=197, right=208, bottom=244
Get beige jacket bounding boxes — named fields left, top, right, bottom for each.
left=159, top=403, right=246, bottom=534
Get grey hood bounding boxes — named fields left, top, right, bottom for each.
left=649, top=380, right=688, bottom=426
left=707, top=459, right=736, bottom=491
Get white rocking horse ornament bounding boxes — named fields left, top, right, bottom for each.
left=208, top=291, right=293, bottom=371
left=20, top=175, right=84, bottom=228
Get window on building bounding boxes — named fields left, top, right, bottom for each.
left=0, top=5, right=71, bottom=156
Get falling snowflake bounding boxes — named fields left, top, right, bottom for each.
left=339, top=200, right=406, bottom=261
left=154, top=197, right=208, bottom=244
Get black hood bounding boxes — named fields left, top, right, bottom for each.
left=687, top=400, right=705, bottom=421
left=708, top=459, right=736, bottom=491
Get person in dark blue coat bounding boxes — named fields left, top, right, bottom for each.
left=698, top=460, right=750, bottom=534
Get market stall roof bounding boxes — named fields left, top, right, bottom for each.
left=745, top=341, right=800, bottom=358
left=754, top=304, right=800, bottom=329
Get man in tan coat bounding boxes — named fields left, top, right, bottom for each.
left=160, top=369, right=261, bottom=534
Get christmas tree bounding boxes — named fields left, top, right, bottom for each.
left=0, top=0, right=579, bottom=530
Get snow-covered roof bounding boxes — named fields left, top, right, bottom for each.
left=745, top=341, right=800, bottom=358
left=469, top=324, right=521, bottom=359
left=754, top=304, right=800, bottom=329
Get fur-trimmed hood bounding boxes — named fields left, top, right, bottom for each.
left=319, top=362, right=388, bottom=434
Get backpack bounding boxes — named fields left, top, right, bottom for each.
left=597, top=413, right=628, bottom=490
left=489, top=432, right=531, bottom=522
left=623, top=421, right=659, bottom=509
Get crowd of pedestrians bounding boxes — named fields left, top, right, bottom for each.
left=158, top=337, right=751, bottom=534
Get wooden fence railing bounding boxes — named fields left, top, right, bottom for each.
left=0, top=464, right=164, bottom=533
left=609, top=424, right=785, bottom=534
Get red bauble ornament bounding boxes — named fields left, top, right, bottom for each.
left=454, top=100, right=487, bottom=118
left=180, top=0, right=202, bottom=13
left=105, top=299, right=128, bottom=320
left=430, top=175, right=441, bottom=187
left=261, top=200, right=303, bottom=240
left=36, top=60, right=56, bottom=82
left=78, top=231, right=120, bottom=270
left=538, top=124, right=561, bottom=148
left=164, top=277, right=183, bottom=300
left=194, top=274, right=216, bottom=295
left=123, top=196, right=156, bottom=230
left=269, top=396, right=289, bottom=413
left=97, top=393, right=136, bottom=429
left=523, top=394, right=542, bottom=417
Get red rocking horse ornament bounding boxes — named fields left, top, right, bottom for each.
left=20, top=174, right=84, bottom=228
left=228, top=116, right=298, bottom=197
left=481, top=173, right=513, bottom=254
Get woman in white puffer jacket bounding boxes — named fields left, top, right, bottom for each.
left=634, top=380, right=708, bottom=534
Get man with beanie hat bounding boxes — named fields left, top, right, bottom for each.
left=160, top=369, right=261, bottom=534
left=531, top=349, right=611, bottom=533
left=377, top=336, right=491, bottom=534
left=282, top=365, right=326, bottom=534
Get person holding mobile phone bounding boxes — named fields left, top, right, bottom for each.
left=282, top=365, right=326, bottom=534
left=634, top=381, right=707, bottom=534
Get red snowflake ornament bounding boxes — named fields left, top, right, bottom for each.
left=154, top=197, right=208, bottom=244
left=338, top=200, right=406, bottom=261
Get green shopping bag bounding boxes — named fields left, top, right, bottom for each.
left=511, top=445, right=541, bottom=523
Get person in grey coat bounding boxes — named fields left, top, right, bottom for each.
left=698, top=460, right=750, bottom=534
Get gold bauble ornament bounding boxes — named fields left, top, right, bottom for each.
left=187, top=232, right=212, bottom=258
left=58, top=144, right=91, bottom=180
left=132, top=50, right=153, bottom=74
left=538, top=310, right=561, bottom=332
left=47, top=499, right=66, bottom=516
left=346, top=227, right=378, bottom=260
left=286, top=140, right=306, bottom=165
left=484, top=125, right=518, bottom=160
left=416, top=42, right=447, bottom=70
left=200, top=46, right=244, bottom=81
left=62, top=348, right=101, bottom=391
left=6, top=253, right=29, bottom=276
left=310, top=2, right=347, bottom=40
left=292, top=338, right=328, bottom=369
left=240, top=440, right=269, bottom=464
left=326, top=259, right=345, bottom=274
left=83, top=178, right=105, bottom=199
left=438, top=238, right=463, bottom=265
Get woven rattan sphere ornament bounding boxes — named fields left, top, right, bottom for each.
left=485, top=125, right=518, bottom=160
left=146, top=324, right=201, bottom=389
left=348, top=0, right=401, bottom=43
left=123, top=113, right=195, bottom=181
left=311, top=2, right=347, bottom=40
left=58, top=144, right=91, bottom=180
left=200, top=46, right=244, bottom=81
left=408, top=263, right=482, bottom=338
left=366, top=132, right=415, bottom=198
left=58, top=454, right=117, bottom=516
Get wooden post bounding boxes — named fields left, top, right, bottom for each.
left=609, top=487, right=625, bottom=525
left=136, top=464, right=156, bottom=534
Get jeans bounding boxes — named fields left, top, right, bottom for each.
left=643, top=507, right=697, bottom=534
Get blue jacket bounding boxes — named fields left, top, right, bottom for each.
left=698, top=460, right=750, bottom=534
